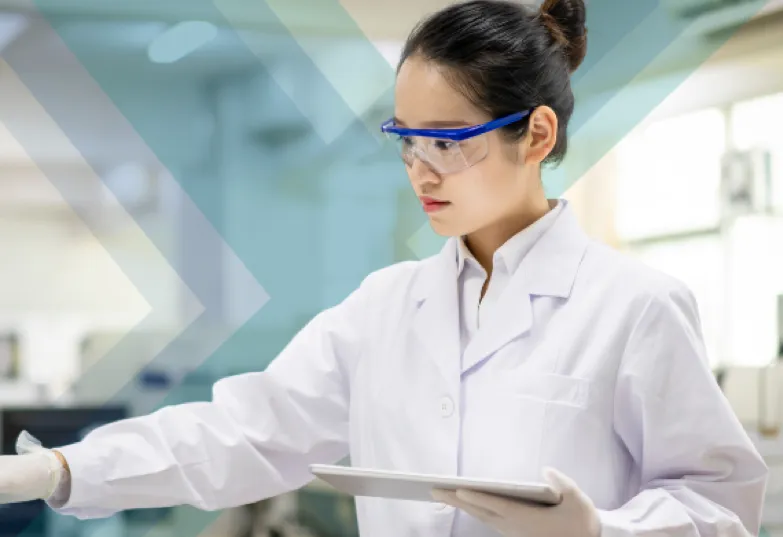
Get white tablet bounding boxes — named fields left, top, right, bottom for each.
left=309, top=464, right=562, bottom=506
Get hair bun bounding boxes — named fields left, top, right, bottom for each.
left=539, top=0, right=587, bottom=72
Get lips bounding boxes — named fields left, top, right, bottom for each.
left=419, top=196, right=450, bottom=213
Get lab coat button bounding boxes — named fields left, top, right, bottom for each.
left=439, top=396, right=455, bottom=417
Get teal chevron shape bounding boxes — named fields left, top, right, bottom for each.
left=215, top=0, right=397, bottom=143
left=1, top=0, right=766, bottom=536
left=3, top=1, right=394, bottom=535
left=0, top=14, right=269, bottom=415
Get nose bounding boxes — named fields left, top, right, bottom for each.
left=409, top=156, right=442, bottom=186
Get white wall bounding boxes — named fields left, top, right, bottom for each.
left=0, top=214, right=148, bottom=317
left=0, top=208, right=187, bottom=396
left=0, top=61, right=207, bottom=399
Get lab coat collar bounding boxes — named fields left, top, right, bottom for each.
left=413, top=199, right=587, bottom=301
left=460, top=201, right=589, bottom=373
left=455, top=199, right=564, bottom=278
left=411, top=200, right=589, bottom=376
left=515, top=199, right=589, bottom=299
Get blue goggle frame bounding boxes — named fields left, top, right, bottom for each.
left=380, top=110, right=533, bottom=140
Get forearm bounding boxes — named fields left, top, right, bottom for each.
left=47, top=384, right=350, bottom=517
left=598, top=484, right=763, bottom=537
left=49, top=403, right=277, bottom=515
left=612, top=286, right=767, bottom=537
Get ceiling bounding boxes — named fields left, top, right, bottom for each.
left=0, top=0, right=471, bottom=214
left=0, top=0, right=781, bottom=165
left=0, top=0, right=486, bottom=82
left=0, top=0, right=480, bottom=41
left=0, top=0, right=780, bottom=80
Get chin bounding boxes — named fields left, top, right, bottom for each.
left=428, top=219, right=466, bottom=238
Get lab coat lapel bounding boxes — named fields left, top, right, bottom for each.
left=461, top=206, right=590, bottom=374
left=411, top=238, right=462, bottom=385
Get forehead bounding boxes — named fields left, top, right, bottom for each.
left=394, top=56, right=488, bottom=127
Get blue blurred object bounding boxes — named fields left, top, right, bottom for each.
left=137, top=369, right=174, bottom=390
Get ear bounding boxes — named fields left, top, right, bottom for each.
left=522, top=106, right=558, bottom=165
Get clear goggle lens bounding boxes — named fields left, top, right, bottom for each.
left=386, top=133, right=489, bottom=174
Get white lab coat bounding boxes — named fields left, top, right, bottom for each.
left=51, top=203, right=767, bottom=537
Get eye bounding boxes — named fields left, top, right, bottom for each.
left=398, top=135, right=414, bottom=147
left=433, top=140, right=456, bottom=151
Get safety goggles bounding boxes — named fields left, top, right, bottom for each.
left=380, top=110, right=532, bottom=174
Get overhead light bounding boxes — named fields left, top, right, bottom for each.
left=102, top=162, right=151, bottom=206
left=0, top=13, right=28, bottom=52
left=148, top=21, right=218, bottom=64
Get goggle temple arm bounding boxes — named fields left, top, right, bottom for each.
left=380, top=110, right=533, bottom=141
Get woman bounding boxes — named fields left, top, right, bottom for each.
left=0, top=0, right=767, bottom=536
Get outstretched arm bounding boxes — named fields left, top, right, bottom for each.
left=43, top=273, right=378, bottom=520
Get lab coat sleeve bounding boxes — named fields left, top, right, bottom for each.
left=598, top=283, right=768, bottom=537
left=46, top=272, right=379, bottom=520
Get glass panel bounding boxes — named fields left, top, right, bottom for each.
left=726, top=216, right=783, bottom=366
left=615, top=108, right=726, bottom=241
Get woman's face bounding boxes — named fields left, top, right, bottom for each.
left=393, top=55, right=556, bottom=238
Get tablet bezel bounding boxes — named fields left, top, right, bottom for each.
left=309, top=464, right=562, bottom=506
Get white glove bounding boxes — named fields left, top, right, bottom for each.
left=432, top=467, right=601, bottom=537
left=0, top=430, right=66, bottom=504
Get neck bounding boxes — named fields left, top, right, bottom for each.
left=464, top=196, right=554, bottom=275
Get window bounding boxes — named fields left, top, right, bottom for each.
left=614, top=100, right=783, bottom=367
left=724, top=216, right=783, bottom=365
left=615, top=108, right=726, bottom=241
left=726, top=93, right=783, bottom=365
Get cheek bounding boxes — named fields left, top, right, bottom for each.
left=452, top=164, right=516, bottom=206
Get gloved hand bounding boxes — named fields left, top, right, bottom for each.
left=432, top=467, right=601, bottom=537
left=0, top=430, right=66, bottom=504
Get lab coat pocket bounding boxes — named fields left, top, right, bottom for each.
left=503, top=372, right=590, bottom=409
left=504, top=373, right=599, bottom=480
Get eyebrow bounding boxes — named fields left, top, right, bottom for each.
left=392, top=117, right=473, bottom=128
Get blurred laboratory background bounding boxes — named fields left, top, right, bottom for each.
left=0, top=0, right=783, bottom=535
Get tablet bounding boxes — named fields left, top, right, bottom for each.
left=309, top=464, right=562, bottom=506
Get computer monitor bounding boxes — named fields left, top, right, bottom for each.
left=0, top=406, right=127, bottom=537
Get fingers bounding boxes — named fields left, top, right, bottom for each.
left=455, top=490, right=519, bottom=515
left=458, top=489, right=551, bottom=519
left=542, top=466, right=577, bottom=493
left=543, top=467, right=594, bottom=508
left=431, top=489, right=458, bottom=504
left=432, top=489, right=499, bottom=523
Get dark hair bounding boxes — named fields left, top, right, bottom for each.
left=398, top=0, right=587, bottom=165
